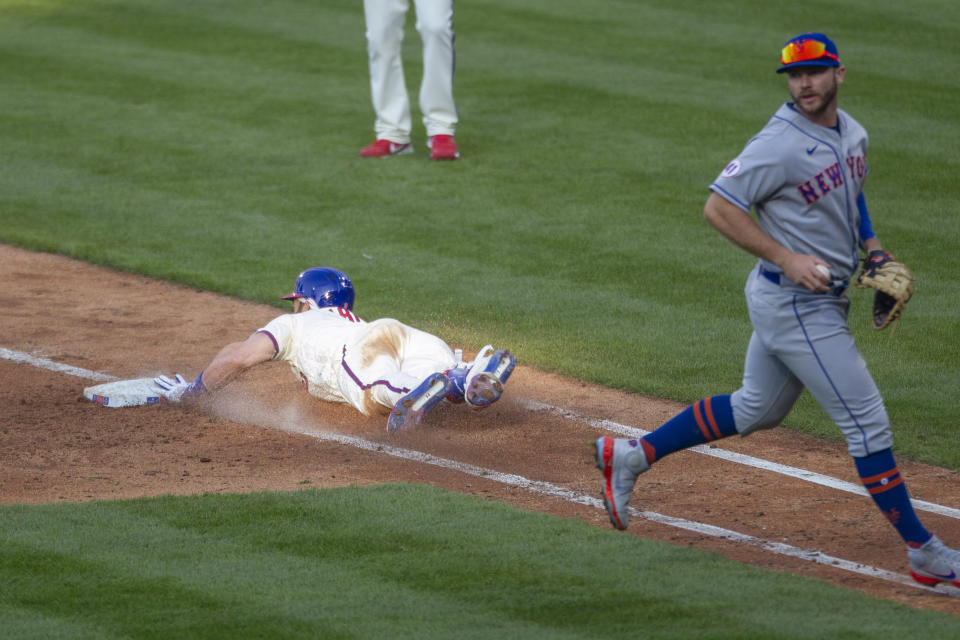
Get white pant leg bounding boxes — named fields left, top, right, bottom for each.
left=394, top=321, right=458, bottom=382
left=412, top=0, right=457, bottom=136
left=364, top=0, right=412, bottom=143
left=338, top=319, right=457, bottom=415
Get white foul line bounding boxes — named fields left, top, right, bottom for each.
left=518, top=398, right=960, bottom=521
left=5, top=346, right=960, bottom=519
left=4, top=346, right=960, bottom=596
left=0, top=348, right=117, bottom=382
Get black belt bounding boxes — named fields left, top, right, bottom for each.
left=759, top=265, right=848, bottom=297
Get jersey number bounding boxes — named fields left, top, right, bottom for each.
left=338, top=306, right=359, bottom=323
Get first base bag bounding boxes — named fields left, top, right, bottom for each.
left=84, top=378, right=166, bottom=407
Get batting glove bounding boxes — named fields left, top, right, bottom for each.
left=154, top=373, right=206, bottom=402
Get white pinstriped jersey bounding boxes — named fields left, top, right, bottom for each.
left=259, top=307, right=366, bottom=404
left=258, top=307, right=458, bottom=415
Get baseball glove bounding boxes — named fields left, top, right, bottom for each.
left=854, top=249, right=915, bottom=332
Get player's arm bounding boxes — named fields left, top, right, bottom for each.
left=857, top=192, right=885, bottom=254
left=197, top=331, right=277, bottom=391
left=154, top=330, right=277, bottom=401
left=703, top=192, right=829, bottom=292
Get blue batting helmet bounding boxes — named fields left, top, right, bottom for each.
left=282, top=267, right=355, bottom=310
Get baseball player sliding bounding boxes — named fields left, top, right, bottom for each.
left=154, top=267, right=516, bottom=432
left=594, top=33, right=960, bottom=587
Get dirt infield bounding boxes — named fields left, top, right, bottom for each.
left=3, top=243, right=960, bottom=617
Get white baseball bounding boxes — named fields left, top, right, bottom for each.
left=816, top=264, right=830, bottom=278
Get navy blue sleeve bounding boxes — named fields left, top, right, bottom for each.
left=857, top=192, right=876, bottom=245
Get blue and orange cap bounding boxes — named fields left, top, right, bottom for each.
left=776, top=32, right=840, bottom=73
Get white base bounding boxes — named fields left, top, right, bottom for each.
left=84, top=378, right=165, bottom=407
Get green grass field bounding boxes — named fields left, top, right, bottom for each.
left=2, top=0, right=960, bottom=636
left=4, top=485, right=960, bottom=639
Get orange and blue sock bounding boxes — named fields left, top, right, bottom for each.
left=641, top=395, right=737, bottom=465
left=854, top=448, right=931, bottom=546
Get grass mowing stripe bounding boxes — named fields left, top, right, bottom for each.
left=3, top=487, right=960, bottom=639
left=1, top=541, right=241, bottom=638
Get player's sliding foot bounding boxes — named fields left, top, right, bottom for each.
left=463, top=346, right=515, bottom=408
left=445, top=346, right=516, bottom=408
left=387, top=372, right=451, bottom=432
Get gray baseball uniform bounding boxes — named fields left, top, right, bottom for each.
left=710, top=102, right=891, bottom=457
left=594, top=32, right=952, bottom=581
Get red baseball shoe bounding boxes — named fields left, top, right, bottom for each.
left=359, top=139, right=413, bottom=158
left=428, top=134, right=459, bottom=160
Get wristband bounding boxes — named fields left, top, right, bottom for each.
left=183, top=372, right=208, bottom=398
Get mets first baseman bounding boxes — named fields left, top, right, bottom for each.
left=155, top=267, right=516, bottom=433
left=594, top=33, right=960, bottom=586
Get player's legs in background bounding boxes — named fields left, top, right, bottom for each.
left=413, top=0, right=456, bottom=137
left=364, top=0, right=413, bottom=143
